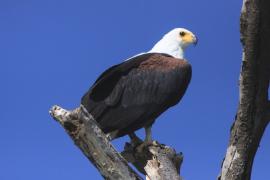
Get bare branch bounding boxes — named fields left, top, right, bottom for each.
left=50, top=105, right=184, bottom=180
left=49, top=105, right=142, bottom=180
left=122, top=141, right=183, bottom=180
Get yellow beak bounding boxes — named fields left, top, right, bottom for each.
left=182, top=33, right=198, bottom=46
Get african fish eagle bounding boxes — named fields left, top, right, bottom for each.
left=81, top=28, right=197, bottom=143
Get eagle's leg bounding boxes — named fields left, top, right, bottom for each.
left=144, top=125, right=152, bottom=143
left=128, top=132, right=143, bottom=146
left=135, top=125, right=154, bottom=152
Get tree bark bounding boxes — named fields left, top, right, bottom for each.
left=122, top=141, right=183, bottom=180
left=49, top=105, right=182, bottom=180
left=49, top=105, right=142, bottom=180
left=219, top=0, right=270, bottom=180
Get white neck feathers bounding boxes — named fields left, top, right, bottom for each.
left=148, top=31, right=185, bottom=59
left=149, top=39, right=184, bottom=59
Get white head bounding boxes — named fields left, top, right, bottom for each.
left=149, top=28, right=197, bottom=59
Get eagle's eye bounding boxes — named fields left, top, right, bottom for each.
left=179, top=31, right=186, bottom=37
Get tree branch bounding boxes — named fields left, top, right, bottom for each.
left=49, top=105, right=142, bottom=180
left=49, top=105, right=183, bottom=180
left=219, top=0, right=270, bottom=179
left=122, top=141, right=183, bottom=180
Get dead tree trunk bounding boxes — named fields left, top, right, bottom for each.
left=49, top=105, right=183, bottom=180
left=219, top=0, right=270, bottom=180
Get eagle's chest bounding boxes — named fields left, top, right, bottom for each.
left=135, top=58, right=191, bottom=104
left=138, top=57, right=185, bottom=70
left=127, top=64, right=185, bottom=99
left=139, top=59, right=187, bottom=88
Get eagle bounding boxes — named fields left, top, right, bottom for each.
left=81, top=28, right=197, bottom=144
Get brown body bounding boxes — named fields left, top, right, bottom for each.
left=81, top=53, right=192, bottom=138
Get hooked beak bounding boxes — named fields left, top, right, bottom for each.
left=193, top=36, right=198, bottom=46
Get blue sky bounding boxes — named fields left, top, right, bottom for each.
left=1, top=0, right=269, bottom=179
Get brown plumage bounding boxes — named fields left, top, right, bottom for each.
left=81, top=53, right=192, bottom=140
left=138, top=53, right=189, bottom=70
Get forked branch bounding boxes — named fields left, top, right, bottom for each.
left=49, top=105, right=142, bottom=180
left=49, top=105, right=183, bottom=180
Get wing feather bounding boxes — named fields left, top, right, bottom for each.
left=81, top=53, right=191, bottom=129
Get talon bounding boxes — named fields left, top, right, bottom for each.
left=136, top=140, right=154, bottom=153
left=106, top=134, right=112, bottom=141
left=129, top=133, right=143, bottom=147
left=152, top=140, right=159, bottom=146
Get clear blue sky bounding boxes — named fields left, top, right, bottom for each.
left=1, top=0, right=269, bottom=179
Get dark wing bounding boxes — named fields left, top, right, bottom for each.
left=81, top=53, right=160, bottom=118
left=81, top=53, right=191, bottom=134
left=87, top=53, right=154, bottom=101
left=119, top=66, right=189, bottom=107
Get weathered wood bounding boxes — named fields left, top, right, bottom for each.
left=144, top=146, right=182, bottom=180
left=50, top=105, right=183, bottom=180
left=219, top=0, right=270, bottom=179
left=49, top=105, right=142, bottom=180
left=122, top=141, right=183, bottom=180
